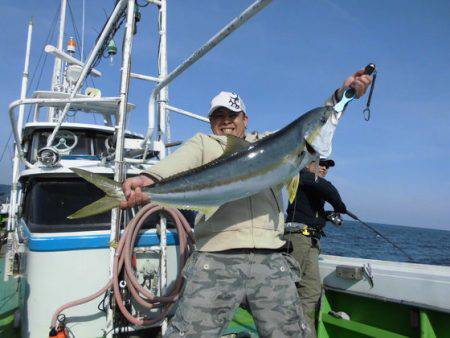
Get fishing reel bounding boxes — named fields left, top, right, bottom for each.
left=326, top=212, right=343, bottom=226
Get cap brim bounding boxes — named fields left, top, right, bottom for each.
left=319, top=159, right=335, bottom=167
left=208, top=105, right=243, bottom=117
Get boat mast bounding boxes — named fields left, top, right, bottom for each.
left=49, top=0, right=67, bottom=122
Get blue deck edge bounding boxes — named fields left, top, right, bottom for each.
left=23, top=227, right=180, bottom=252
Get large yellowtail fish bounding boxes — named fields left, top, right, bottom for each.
left=68, top=106, right=333, bottom=220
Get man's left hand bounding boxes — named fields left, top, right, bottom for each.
left=341, top=69, right=373, bottom=99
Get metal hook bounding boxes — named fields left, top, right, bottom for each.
left=363, top=72, right=377, bottom=121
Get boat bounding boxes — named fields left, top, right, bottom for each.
left=1, top=1, right=449, bottom=337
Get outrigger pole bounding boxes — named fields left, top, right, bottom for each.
left=4, top=19, right=33, bottom=281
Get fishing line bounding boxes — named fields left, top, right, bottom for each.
left=0, top=134, right=12, bottom=163
left=346, top=210, right=413, bottom=262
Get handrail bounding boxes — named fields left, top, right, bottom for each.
left=8, top=97, right=121, bottom=168
left=142, top=0, right=273, bottom=159
left=164, top=104, right=209, bottom=123
left=130, top=72, right=160, bottom=83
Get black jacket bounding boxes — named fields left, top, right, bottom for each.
left=286, top=169, right=346, bottom=228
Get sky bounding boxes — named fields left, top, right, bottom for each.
left=0, top=0, right=449, bottom=230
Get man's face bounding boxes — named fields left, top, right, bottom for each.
left=209, top=107, right=248, bottom=138
left=307, top=162, right=329, bottom=178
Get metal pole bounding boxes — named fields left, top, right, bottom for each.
left=81, top=0, right=85, bottom=62
left=4, top=19, right=33, bottom=282
left=142, top=0, right=273, bottom=158
left=165, top=104, right=210, bottom=123
left=157, top=0, right=169, bottom=159
left=46, top=0, right=127, bottom=148
left=130, top=72, right=160, bottom=83
left=45, top=45, right=102, bottom=77
left=7, top=19, right=33, bottom=232
left=49, top=0, right=67, bottom=121
left=106, top=0, right=135, bottom=335
left=157, top=0, right=169, bottom=333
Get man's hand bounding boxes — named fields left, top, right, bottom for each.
left=340, top=69, right=373, bottom=99
left=120, top=174, right=154, bottom=209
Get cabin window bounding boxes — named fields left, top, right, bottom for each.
left=21, top=177, right=189, bottom=233
left=94, top=135, right=109, bottom=155
left=36, top=131, right=92, bottom=157
left=22, top=178, right=111, bottom=232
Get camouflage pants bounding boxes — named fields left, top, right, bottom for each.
left=286, top=233, right=321, bottom=338
left=164, top=250, right=309, bottom=338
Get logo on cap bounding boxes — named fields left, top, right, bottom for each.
left=229, top=93, right=241, bottom=110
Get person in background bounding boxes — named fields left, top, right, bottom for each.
left=285, top=158, right=347, bottom=337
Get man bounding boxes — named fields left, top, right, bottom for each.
left=285, top=158, right=346, bottom=337
left=120, top=70, right=371, bottom=338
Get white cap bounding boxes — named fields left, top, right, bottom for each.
left=208, top=91, right=247, bottom=117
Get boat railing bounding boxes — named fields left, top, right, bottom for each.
left=8, top=97, right=121, bottom=169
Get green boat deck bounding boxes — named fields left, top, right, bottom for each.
left=224, top=288, right=450, bottom=338
left=0, top=257, right=22, bottom=338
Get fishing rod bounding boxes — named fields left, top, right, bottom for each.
left=345, top=210, right=414, bottom=262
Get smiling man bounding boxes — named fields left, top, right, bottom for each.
left=208, top=92, right=248, bottom=138
left=120, top=69, right=372, bottom=338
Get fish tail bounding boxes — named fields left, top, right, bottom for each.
left=67, top=168, right=125, bottom=219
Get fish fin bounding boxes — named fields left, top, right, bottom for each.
left=198, top=206, right=220, bottom=221
left=222, top=135, right=251, bottom=156
left=67, top=196, right=120, bottom=219
left=286, top=174, right=300, bottom=204
left=70, top=167, right=125, bottom=199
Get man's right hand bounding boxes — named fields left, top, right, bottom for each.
left=120, top=174, right=154, bottom=209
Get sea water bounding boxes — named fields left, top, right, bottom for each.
left=321, top=220, right=450, bottom=266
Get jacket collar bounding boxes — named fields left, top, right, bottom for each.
left=208, top=132, right=260, bottom=146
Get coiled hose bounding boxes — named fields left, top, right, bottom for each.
left=50, top=204, right=194, bottom=329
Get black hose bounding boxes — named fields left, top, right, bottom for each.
left=346, top=210, right=414, bottom=262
